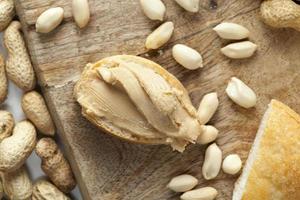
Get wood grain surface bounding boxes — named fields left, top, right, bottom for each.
left=14, top=0, right=300, bottom=199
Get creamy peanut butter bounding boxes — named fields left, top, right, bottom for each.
left=74, top=55, right=202, bottom=152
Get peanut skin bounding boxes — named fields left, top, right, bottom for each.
left=2, top=166, right=33, bottom=200
left=0, top=121, right=36, bottom=172
left=4, top=21, right=36, bottom=91
left=0, top=0, right=15, bottom=32
left=22, top=91, right=55, bottom=136
left=35, top=138, right=76, bottom=193
left=32, top=180, right=70, bottom=200
left=0, top=110, right=14, bottom=142
left=0, top=54, right=8, bottom=104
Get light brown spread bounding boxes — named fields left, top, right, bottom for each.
left=75, top=56, right=202, bottom=152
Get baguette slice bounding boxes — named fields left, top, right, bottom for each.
left=74, top=55, right=200, bottom=150
left=233, top=100, right=300, bottom=200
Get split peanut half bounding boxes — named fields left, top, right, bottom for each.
left=74, top=55, right=203, bottom=152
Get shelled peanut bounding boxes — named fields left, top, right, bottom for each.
left=145, top=21, right=174, bottom=50
left=36, top=7, right=64, bottom=33
left=202, top=143, right=222, bottom=180
left=167, top=174, right=198, bottom=192
left=72, top=0, right=90, bottom=28
left=181, top=187, right=218, bottom=200
left=140, top=0, right=166, bottom=21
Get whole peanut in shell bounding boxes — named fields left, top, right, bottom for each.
left=0, top=54, right=8, bottom=104
left=0, top=120, right=36, bottom=172
left=0, top=0, right=15, bottom=31
left=4, top=21, right=36, bottom=91
left=32, top=180, right=70, bottom=200
left=22, top=91, right=55, bottom=136
left=0, top=110, right=14, bottom=142
left=261, top=0, right=300, bottom=31
left=2, top=166, right=33, bottom=200
left=35, top=138, right=76, bottom=193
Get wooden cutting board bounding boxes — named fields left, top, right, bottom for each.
left=14, top=0, right=300, bottom=199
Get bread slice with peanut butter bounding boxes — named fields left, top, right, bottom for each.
left=74, top=55, right=203, bottom=152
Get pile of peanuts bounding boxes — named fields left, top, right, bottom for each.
left=0, top=0, right=83, bottom=199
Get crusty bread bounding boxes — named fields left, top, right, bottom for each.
left=74, top=55, right=197, bottom=145
left=233, top=100, right=300, bottom=200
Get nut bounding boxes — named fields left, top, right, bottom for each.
left=36, top=7, right=64, bottom=33
left=167, top=174, right=198, bottom=192
left=35, top=138, right=76, bottom=193
left=260, top=0, right=300, bottom=31
left=172, top=44, right=203, bottom=70
left=2, top=166, right=33, bottom=200
left=197, top=92, right=219, bottom=124
left=213, top=22, right=250, bottom=40
left=22, top=91, right=55, bottom=136
left=0, top=110, right=14, bottom=142
left=0, top=0, right=15, bottom=31
left=0, top=121, right=36, bottom=172
left=197, top=125, right=218, bottom=145
left=175, top=0, right=199, bottom=13
left=4, top=21, right=36, bottom=91
left=202, top=143, right=222, bottom=180
left=145, top=21, right=174, bottom=50
left=180, top=187, right=218, bottom=200
left=32, top=180, right=70, bottom=200
left=0, top=53, right=7, bottom=104
left=226, top=77, right=257, bottom=108
left=222, top=154, right=242, bottom=175
left=72, top=0, right=90, bottom=28
left=221, top=41, right=257, bottom=59
left=140, top=0, right=166, bottom=21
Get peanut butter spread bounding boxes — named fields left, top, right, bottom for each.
left=74, top=55, right=202, bottom=152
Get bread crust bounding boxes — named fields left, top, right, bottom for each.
left=233, top=100, right=300, bottom=200
left=74, top=55, right=196, bottom=144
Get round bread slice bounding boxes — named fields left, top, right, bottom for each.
left=74, top=55, right=198, bottom=145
